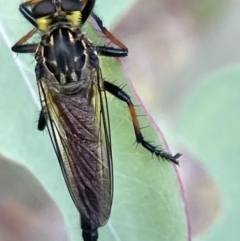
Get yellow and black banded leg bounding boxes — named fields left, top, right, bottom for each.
left=92, top=12, right=128, bottom=57
left=104, top=81, right=181, bottom=164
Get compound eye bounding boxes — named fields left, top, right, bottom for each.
left=32, top=0, right=56, bottom=18
left=61, top=0, right=82, bottom=11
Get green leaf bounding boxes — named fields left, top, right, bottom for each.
left=0, top=1, right=189, bottom=241
left=175, top=67, right=240, bottom=241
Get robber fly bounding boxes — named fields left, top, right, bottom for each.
left=11, top=0, right=181, bottom=240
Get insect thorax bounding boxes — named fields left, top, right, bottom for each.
left=36, top=24, right=99, bottom=93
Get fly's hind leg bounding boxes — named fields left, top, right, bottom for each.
left=11, top=28, right=38, bottom=53
left=104, top=81, right=181, bottom=164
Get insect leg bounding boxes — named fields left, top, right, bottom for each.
left=92, top=12, right=128, bottom=57
left=22, top=0, right=43, bottom=7
left=104, top=81, right=181, bottom=164
left=82, top=0, right=96, bottom=25
left=81, top=217, right=98, bottom=241
left=11, top=28, right=38, bottom=53
left=19, top=0, right=42, bottom=27
left=92, top=12, right=127, bottom=50
left=11, top=0, right=41, bottom=53
left=38, top=109, right=47, bottom=131
left=96, top=46, right=128, bottom=57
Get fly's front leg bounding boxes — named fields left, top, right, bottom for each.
left=104, top=81, right=181, bottom=164
left=81, top=0, right=96, bottom=24
left=11, top=0, right=41, bottom=53
left=11, top=28, right=38, bottom=53
left=92, top=12, right=128, bottom=57
left=19, top=0, right=42, bottom=27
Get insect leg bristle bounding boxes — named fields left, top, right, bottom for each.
left=139, top=125, right=150, bottom=130
left=136, top=114, right=145, bottom=118
left=133, top=104, right=141, bottom=108
left=118, top=83, right=127, bottom=90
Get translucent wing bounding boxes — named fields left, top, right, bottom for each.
left=37, top=69, right=113, bottom=228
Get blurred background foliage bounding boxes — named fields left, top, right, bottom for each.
left=0, top=0, right=239, bottom=240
